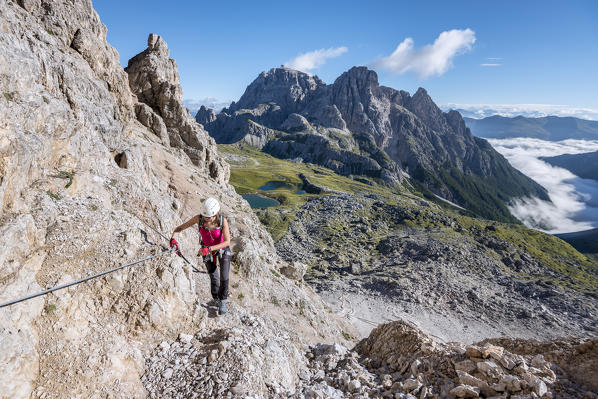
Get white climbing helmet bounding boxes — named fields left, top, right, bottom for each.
left=202, top=197, right=220, bottom=217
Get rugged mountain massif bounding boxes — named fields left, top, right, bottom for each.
left=198, top=67, right=549, bottom=223
left=464, top=115, right=598, bottom=141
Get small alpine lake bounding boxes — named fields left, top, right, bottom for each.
left=242, top=194, right=280, bottom=208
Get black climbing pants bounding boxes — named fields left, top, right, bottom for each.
left=204, top=247, right=231, bottom=300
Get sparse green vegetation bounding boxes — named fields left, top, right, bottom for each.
left=341, top=331, right=351, bottom=340
left=91, top=204, right=99, bottom=211
left=44, top=304, right=56, bottom=314
left=109, top=178, right=117, bottom=187
left=46, top=190, right=60, bottom=200
left=3, top=92, right=13, bottom=102
left=42, top=96, right=50, bottom=104
left=232, top=283, right=239, bottom=289
left=58, top=170, right=74, bottom=188
left=237, top=293, right=244, bottom=300
left=298, top=300, right=306, bottom=316
left=270, top=296, right=280, bottom=307
left=219, top=142, right=408, bottom=242
left=270, top=269, right=281, bottom=278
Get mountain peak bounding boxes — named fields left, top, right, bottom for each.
left=412, top=87, right=431, bottom=103
left=268, top=65, right=307, bottom=75
left=335, top=66, right=379, bottom=89
left=407, top=87, right=445, bottom=128
left=227, top=66, right=324, bottom=113
left=147, top=33, right=169, bottom=57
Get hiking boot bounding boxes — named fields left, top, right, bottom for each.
left=208, top=298, right=220, bottom=308
left=218, top=299, right=227, bottom=315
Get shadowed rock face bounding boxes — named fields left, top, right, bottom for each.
left=198, top=66, right=549, bottom=222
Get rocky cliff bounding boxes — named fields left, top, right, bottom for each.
left=125, top=33, right=229, bottom=183
left=198, top=67, right=549, bottom=223
left=0, top=2, right=352, bottom=398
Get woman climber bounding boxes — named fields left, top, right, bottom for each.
left=170, top=197, right=231, bottom=315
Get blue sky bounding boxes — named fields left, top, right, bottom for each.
left=95, top=0, right=598, bottom=111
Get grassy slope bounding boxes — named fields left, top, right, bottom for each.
left=221, top=143, right=401, bottom=241
left=221, top=143, right=598, bottom=293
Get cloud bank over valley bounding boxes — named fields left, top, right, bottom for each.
left=488, top=138, right=598, bottom=233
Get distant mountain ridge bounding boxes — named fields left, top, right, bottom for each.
left=444, top=105, right=598, bottom=121
left=184, top=98, right=231, bottom=114
left=464, top=115, right=598, bottom=141
left=197, top=66, right=549, bottom=222
left=541, top=150, right=598, bottom=182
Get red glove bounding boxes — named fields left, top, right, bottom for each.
left=201, top=246, right=210, bottom=256
left=170, top=238, right=182, bottom=256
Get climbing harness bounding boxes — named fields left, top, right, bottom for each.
left=198, top=214, right=225, bottom=264
left=0, top=248, right=173, bottom=309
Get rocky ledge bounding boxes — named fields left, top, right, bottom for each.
left=141, top=320, right=597, bottom=398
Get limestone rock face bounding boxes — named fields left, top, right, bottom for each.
left=227, top=67, right=324, bottom=115
left=0, top=2, right=353, bottom=398
left=134, top=102, right=169, bottom=145
left=196, top=105, right=217, bottom=125
left=282, top=113, right=314, bottom=132
left=280, top=261, right=308, bottom=281
left=126, top=34, right=229, bottom=184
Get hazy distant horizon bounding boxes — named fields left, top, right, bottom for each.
left=444, top=104, right=598, bottom=121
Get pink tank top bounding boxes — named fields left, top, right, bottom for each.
left=199, top=216, right=224, bottom=247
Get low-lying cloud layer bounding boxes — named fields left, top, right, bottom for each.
left=373, top=29, right=476, bottom=78
left=488, top=138, right=598, bottom=233
left=284, top=46, right=348, bottom=72
left=443, top=103, right=598, bottom=121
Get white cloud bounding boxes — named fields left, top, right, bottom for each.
left=441, top=103, right=598, bottom=121
left=486, top=57, right=502, bottom=60
left=489, top=137, right=598, bottom=233
left=373, top=29, right=476, bottom=78
left=284, top=46, right=348, bottom=72
left=481, top=63, right=501, bottom=67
